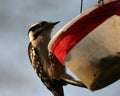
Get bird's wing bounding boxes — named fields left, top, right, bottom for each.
left=28, top=43, right=41, bottom=71
left=28, top=43, right=33, bottom=63
left=28, top=43, right=34, bottom=63
left=28, top=43, right=64, bottom=96
left=28, top=43, right=39, bottom=66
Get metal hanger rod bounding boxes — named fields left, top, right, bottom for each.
left=80, top=0, right=83, bottom=13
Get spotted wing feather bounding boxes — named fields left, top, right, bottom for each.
left=28, top=43, right=64, bottom=96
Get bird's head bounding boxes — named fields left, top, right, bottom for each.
left=28, top=21, right=60, bottom=42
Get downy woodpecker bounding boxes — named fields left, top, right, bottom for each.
left=28, top=21, right=86, bottom=96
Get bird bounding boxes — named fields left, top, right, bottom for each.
left=28, top=21, right=87, bottom=96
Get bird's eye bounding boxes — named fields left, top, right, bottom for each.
left=40, top=21, right=47, bottom=27
left=29, top=24, right=40, bottom=32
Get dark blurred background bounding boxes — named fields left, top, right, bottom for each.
left=0, top=0, right=120, bottom=96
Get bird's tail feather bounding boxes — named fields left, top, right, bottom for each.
left=51, top=85, right=64, bottom=96
left=60, top=73, right=87, bottom=88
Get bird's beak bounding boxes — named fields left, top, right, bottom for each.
left=52, top=21, right=60, bottom=25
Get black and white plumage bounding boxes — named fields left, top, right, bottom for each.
left=28, top=21, right=86, bottom=96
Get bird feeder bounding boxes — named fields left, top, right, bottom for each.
left=48, top=0, right=120, bottom=90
